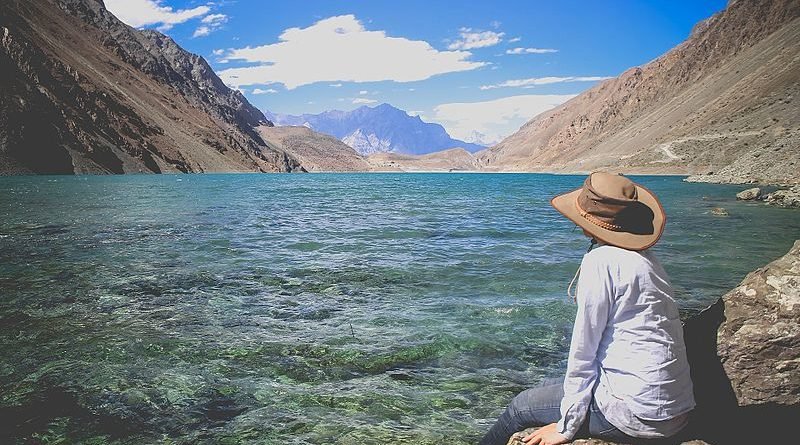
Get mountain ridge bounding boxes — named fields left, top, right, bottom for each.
left=479, top=0, right=800, bottom=185
left=0, top=0, right=362, bottom=174
left=266, top=103, right=486, bottom=156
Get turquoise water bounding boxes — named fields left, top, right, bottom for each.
left=1, top=173, right=798, bottom=444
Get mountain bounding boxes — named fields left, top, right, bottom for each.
left=479, top=0, right=800, bottom=185
left=258, top=126, right=372, bottom=172
left=265, top=103, right=486, bottom=156
left=368, top=148, right=480, bottom=172
left=0, top=0, right=360, bottom=174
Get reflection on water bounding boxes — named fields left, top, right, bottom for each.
left=1, top=173, right=798, bottom=444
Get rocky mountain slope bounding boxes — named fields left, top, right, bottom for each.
left=266, top=103, right=485, bottom=156
left=258, top=126, right=372, bottom=172
left=367, top=148, right=480, bottom=172
left=1, top=0, right=357, bottom=174
left=480, top=0, right=800, bottom=185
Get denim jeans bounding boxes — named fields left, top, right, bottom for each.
left=479, top=377, right=680, bottom=445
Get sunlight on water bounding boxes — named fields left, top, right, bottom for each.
left=1, top=173, right=798, bottom=444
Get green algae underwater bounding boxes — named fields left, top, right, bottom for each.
left=1, top=173, right=798, bottom=444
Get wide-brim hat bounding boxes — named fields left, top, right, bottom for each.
left=550, top=172, right=666, bottom=251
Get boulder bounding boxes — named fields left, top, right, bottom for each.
left=735, top=187, right=761, bottom=200
left=763, top=185, right=800, bottom=208
left=683, top=239, right=800, bottom=443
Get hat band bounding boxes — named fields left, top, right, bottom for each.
left=575, top=196, right=625, bottom=232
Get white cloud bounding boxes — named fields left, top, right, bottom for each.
left=194, top=12, right=227, bottom=37
left=353, top=98, right=378, bottom=105
left=480, top=76, right=612, bottom=90
left=506, top=47, right=558, bottom=55
left=430, top=94, right=575, bottom=144
left=329, top=83, right=343, bottom=87
left=202, top=13, right=227, bottom=24
left=219, top=15, right=485, bottom=89
left=508, top=37, right=522, bottom=43
left=358, top=90, right=369, bottom=95
left=212, top=49, right=225, bottom=56
left=193, top=26, right=211, bottom=37
left=448, top=28, right=504, bottom=50
left=252, top=88, right=278, bottom=94
left=105, top=0, right=209, bottom=30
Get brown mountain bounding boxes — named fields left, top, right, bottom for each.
left=368, top=148, right=480, bottom=172
left=258, top=126, right=372, bottom=172
left=0, top=0, right=361, bottom=174
left=479, top=0, right=800, bottom=185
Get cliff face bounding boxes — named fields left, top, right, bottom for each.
left=480, top=0, right=800, bottom=185
left=0, top=0, right=303, bottom=173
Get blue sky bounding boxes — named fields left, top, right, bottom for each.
left=105, top=0, right=726, bottom=144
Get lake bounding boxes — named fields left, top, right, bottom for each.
left=1, top=173, right=798, bottom=444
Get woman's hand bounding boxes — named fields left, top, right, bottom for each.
left=522, top=423, right=569, bottom=445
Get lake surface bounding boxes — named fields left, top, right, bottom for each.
left=1, top=173, right=798, bottom=444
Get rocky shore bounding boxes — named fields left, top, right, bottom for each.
left=734, top=185, right=800, bottom=208
left=509, top=240, right=800, bottom=444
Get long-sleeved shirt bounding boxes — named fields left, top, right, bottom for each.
left=556, top=245, right=695, bottom=439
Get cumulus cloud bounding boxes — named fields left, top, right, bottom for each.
left=448, top=28, right=504, bottom=50
left=352, top=98, right=378, bottom=105
left=430, top=94, right=575, bottom=144
left=193, top=13, right=227, bottom=37
left=508, top=37, right=522, bottom=43
left=480, top=76, right=612, bottom=90
left=105, top=0, right=209, bottom=30
left=506, top=47, right=558, bottom=55
left=218, top=15, right=485, bottom=90
left=252, top=88, right=278, bottom=94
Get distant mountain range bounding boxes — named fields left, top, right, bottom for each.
left=265, top=103, right=486, bottom=156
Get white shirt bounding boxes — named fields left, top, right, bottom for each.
left=556, top=245, right=695, bottom=439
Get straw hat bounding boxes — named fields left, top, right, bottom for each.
left=550, top=172, right=666, bottom=251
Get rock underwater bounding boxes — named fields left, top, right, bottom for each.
left=508, top=240, right=800, bottom=444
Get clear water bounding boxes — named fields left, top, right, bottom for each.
left=1, top=173, right=798, bottom=444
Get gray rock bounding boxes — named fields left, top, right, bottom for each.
left=763, top=185, right=800, bottom=208
left=683, top=239, right=800, bottom=443
left=710, top=207, right=729, bottom=216
left=735, top=187, right=762, bottom=200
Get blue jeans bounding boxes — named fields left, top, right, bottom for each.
left=480, top=378, right=679, bottom=445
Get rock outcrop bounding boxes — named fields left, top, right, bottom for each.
left=0, top=0, right=308, bottom=173
left=735, top=187, right=762, bottom=200
left=763, top=185, right=800, bottom=208
left=480, top=0, right=800, bottom=185
left=510, top=240, right=800, bottom=444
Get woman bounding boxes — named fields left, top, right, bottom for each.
left=480, top=172, right=695, bottom=445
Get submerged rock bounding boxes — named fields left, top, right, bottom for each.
left=709, top=207, right=729, bottom=216
left=735, top=187, right=762, bottom=200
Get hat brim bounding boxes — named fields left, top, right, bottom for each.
left=550, top=183, right=666, bottom=251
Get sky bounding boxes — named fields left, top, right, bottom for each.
left=104, top=0, right=727, bottom=145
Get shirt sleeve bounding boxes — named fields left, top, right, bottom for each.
left=556, top=252, right=614, bottom=439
